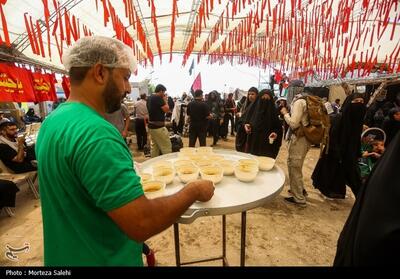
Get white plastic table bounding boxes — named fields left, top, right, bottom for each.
left=139, top=149, right=285, bottom=266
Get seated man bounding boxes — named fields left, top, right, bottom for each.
left=0, top=122, right=37, bottom=173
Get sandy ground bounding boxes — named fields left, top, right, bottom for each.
left=0, top=134, right=355, bottom=266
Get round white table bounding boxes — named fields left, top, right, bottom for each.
left=139, top=149, right=285, bottom=266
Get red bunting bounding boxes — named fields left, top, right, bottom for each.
left=0, top=63, right=37, bottom=102
left=0, top=0, right=10, bottom=46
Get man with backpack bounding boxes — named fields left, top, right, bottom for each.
left=280, top=88, right=330, bottom=207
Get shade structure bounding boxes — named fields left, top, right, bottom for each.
left=0, top=0, right=399, bottom=80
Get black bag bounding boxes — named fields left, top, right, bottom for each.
left=143, top=144, right=151, bottom=157
left=170, top=134, right=183, bottom=152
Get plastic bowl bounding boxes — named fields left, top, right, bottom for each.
left=139, top=172, right=152, bottom=183
left=176, top=164, right=199, bottom=183
left=200, top=165, right=223, bottom=184
left=174, top=159, right=193, bottom=169
left=142, top=180, right=166, bottom=199
left=196, top=146, right=213, bottom=154
left=179, top=147, right=197, bottom=154
left=234, top=164, right=258, bottom=182
left=218, top=160, right=235, bottom=176
left=256, top=156, right=276, bottom=171
left=194, top=159, right=215, bottom=168
left=208, top=154, right=225, bottom=162
left=238, top=158, right=259, bottom=169
left=153, top=166, right=175, bottom=185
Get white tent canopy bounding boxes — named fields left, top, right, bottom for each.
left=0, top=0, right=399, bottom=80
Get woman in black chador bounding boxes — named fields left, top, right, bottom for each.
left=334, top=131, right=400, bottom=266
left=312, top=93, right=367, bottom=198
left=235, top=87, right=258, bottom=152
left=247, top=89, right=282, bottom=158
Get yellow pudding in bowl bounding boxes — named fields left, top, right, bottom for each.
left=174, top=159, right=193, bottom=169
left=234, top=164, right=258, bottom=182
left=176, top=164, right=199, bottom=183
left=142, top=180, right=166, bottom=199
left=208, top=154, right=225, bottom=162
left=200, top=165, right=223, bottom=184
left=256, top=156, right=276, bottom=171
left=187, top=154, right=205, bottom=162
left=179, top=147, right=197, bottom=154
left=238, top=158, right=259, bottom=168
left=218, top=160, right=235, bottom=176
left=196, top=146, right=213, bottom=154
left=195, top=159, right=215, bottom=168
left=153, top=166, right=175, bottom=184
left=139, top=172, right=152, bottom=183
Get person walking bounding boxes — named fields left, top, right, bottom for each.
left=147, top=84, right=172, bottom=157
left=187, top=89, right=211, bottom=147
left=280, top=87, right=311, bottom=207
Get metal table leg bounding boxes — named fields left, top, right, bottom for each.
left=222, top=215, right=227, bottom=266
left=174, top=223, right=181, bottom=267
left=240, top=211, right=246, bottom=267
left=174, top=213, right=246, bottom=266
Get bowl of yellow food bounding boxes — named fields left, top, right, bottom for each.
left=139, top=172, right=152, bottom=183
left=218, top=160, right=235, bottom=176
left=142, top=180, right=166, bottom=199
left=234, top=164, right=258, bottom=182
left=174, top=159, right=193, bottom=169
left=153, top=166, right=175, bottom=185
left=176, top=164, right=199, bottom=183
left=200, top=165, right=223, bottom=184
left=238, top=158, right=259, bottom=169
left=196, top=146, right=213, bottom=154
left=194, top=159, right=215, bottom=168
left=179, top=147, right=197, bottom=154
left=256, top=156, right=276, bottom=171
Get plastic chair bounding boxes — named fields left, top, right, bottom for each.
left=0, top=160, right=39, bottom=199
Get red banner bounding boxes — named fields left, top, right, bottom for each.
left=0, top=63, right=36, bottom=102
left=61, top=75, right=70, bottom=99
left=190, top=73, right=202, bottom=94
left=31, top=72, right=57, bottom=102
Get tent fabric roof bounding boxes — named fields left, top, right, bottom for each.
left=0, top=0, right=399, bottom=80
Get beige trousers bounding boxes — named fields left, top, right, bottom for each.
left=287, top=135, right=311, bottom=203
left=148, top=127, right=172, bottom=158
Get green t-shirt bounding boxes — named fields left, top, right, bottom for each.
left=36, top=103, right=144, bottom=266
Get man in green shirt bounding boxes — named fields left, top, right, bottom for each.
left=36, top=36, right=214, bottom=266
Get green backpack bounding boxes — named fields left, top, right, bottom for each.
left=297, top=95, right=331, bottom=149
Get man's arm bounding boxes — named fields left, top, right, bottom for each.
left=161, top=95, right=170, bottom=113
left=108, top=180, right=214, bottom=242
left=12, top=137, right=26, bottom=163
left=282, top=99, right=306, bottom=130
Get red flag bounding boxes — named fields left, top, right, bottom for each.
left=190, top=73, right=202, bottom=94
left=31, top=72, right=57, bottom=102
left=0, top=63, right=36, bottom=102
left=61, top=75, right=70, bottom=99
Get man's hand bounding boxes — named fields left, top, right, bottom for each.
left=121, top=130, right=128, bottom=138
left=244, top=124, right=251, bottom=134
left=186, top=179, right=214, bottom=202
left=269, top=132, right=277, bottom=139
left=219, top=119, right=223, bottom=125
left=280, top=107, right=288, bottom=115
left=17, top=135, right=25, bottom=146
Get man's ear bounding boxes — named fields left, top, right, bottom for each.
left=92, top=64, right=109, bottom=85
